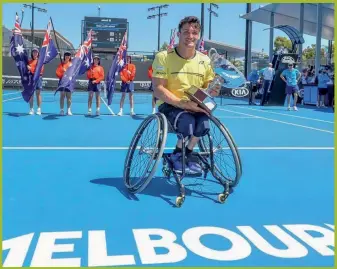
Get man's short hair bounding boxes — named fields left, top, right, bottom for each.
left=178, top=16, right=201, bottom=32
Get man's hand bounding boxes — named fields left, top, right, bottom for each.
left=206, top=77, right=223, bottom=97
left=177, top=100, right=209, bottom=115
left=27, top=65, right=31, bottom=71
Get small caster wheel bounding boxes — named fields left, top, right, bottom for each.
left=176, top=196, right=184, bottom=208
left=162, top=167, right=169, bottom=178
left=218, top=193, right=228, bottom=204
left=162, top=167, right=167, bottom=175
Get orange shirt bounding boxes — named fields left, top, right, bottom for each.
left=148, top=65, right=153, bottom=79
left=87, top=65, right=105, bottom=83
left=56, top=61, right=72, bottom=79
left=120, top=63, right=136, bottom=83
left=28, top=59, right=44, bottom=75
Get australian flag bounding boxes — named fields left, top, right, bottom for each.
left=106, top=31, right=127, bottom=105
left=21, top=20, right=58, bottom=102
left=167, top=28, right=176, bottom=50
left=10, top=13, right=32, bottom=101
left=197, top=37, right=207, bottom=54
left=55, top=30, right=93, bottom=93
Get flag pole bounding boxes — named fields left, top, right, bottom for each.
left=20, top=10, right=24, bottom=27
left=49, top=16, right=63, bottom=65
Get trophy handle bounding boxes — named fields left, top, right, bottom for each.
left=208, top=48, right=219, bottom=66
left=208, top=48, right=218, bottom=58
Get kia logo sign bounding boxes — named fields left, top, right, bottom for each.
left=281, top=56, right=295, bottom=64
left=231, top=88, right=249, bottom=98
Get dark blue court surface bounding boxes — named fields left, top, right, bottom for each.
left=2, top=89, right=335, bottom=267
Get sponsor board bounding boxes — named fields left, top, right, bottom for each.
left=2, top=76, right=152, bottom=92
left=231, top=87, right=249, bottom=98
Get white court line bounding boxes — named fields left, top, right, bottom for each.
left=100, top=96, right=115, bottom=115
left=3, top=96, right=22, bottom=102
left=218, top=108, right=334, bottom=134
left=3, top=92, right=21, bottom=96
left=231, top=105, right=334, bottom=124
left=2, top=146, right=334, bottom=150
left=216, top=116, right=258, bottom=119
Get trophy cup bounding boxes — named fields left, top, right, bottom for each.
left=185, top=48, right=224, bottom=114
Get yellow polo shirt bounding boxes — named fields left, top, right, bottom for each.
left=152, top=48, right=215, bottom=106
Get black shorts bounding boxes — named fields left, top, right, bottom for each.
left=318, top=88, right=328, bottom=95
left=158, top=103, right=210, bottom=138
left=251, top=84, right=258, bottom=92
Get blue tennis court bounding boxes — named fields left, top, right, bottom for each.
left=2, top=89, right=334, bottom=267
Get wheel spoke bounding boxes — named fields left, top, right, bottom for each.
left=198, top=117, right=241, bottom=187
left=124, top=114, right=167, bottom=193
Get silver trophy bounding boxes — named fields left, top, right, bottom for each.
left=208, top=48, right=248, bottom=93
left=207, top=48, right=225, bottom=94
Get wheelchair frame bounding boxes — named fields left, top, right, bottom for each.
left=123, top=112, right=242, bottom=207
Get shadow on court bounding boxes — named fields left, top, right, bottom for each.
left=3, top=112, right=31, bottom=117
left=90, top=176, right=229, bottom=207
left=131, top=114, right=149, bottom=120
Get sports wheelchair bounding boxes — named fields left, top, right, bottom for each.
left=123, top=112, right=242, bottom=207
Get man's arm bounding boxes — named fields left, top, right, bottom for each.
left=297, top=71, right=302, bottom=83
left=202, top=60, right=220, bottom=97
left=153, top=77, right=181, bottom=106
left=280, top=72, right=287, bottom=83
left=153, top=77, right=208, bottom=114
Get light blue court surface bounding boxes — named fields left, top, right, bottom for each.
left=2, top=89, right=335, bottom=267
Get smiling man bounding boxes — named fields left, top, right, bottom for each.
left=152, top=16, right=220, bottom=175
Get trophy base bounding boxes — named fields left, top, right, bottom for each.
left=185, top=86, right=217, bottom=113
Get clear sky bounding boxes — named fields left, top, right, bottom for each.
left=2, top=3, right=328, bottom=54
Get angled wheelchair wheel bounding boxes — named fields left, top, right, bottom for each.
left=124, top=113, right=168, bottom=193
left=198, top=116, right=242, bottom=188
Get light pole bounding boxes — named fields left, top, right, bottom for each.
left=147, top=4, right=169, bottom=51
left=23, top=3, right=47, bottom=49
left=98, top=6, right=101, bottom=17
left=201, top=4, right=205, bottom=38
left=208, top=3, right=219, bottom=40
left=244, top=3, right=252, bottom=78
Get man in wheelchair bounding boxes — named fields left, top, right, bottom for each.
left=152, top=16, right=221, bottom=175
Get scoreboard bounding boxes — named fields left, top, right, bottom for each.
left=82, top=17, right=127, bottom=50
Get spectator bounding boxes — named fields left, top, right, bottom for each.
left=86, top=55, right=105, bottom=115
left=27, top=48, right=44, bottom=115
left=117, top=56, right=136, bottom=116
left=56, top=51, right=73, bottom=116
left=260, top=63, right=275, bottom=106
left=316, top=69, right=331, bottom=108
left=280, top=63, right=301, bottom=111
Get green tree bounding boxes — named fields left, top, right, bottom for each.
left=301, top=44, right=325, bottom=60
left=328, top=42, right=334, bottom=60
left=274, top=36, right=292, bottom=52
left=160, top=42, right=168, bottom=51
left=327, top=42, right=334, bottom=61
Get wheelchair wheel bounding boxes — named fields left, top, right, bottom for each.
left=124, top=113, right=168, bottom=193
left=198, top=116, right=242, bottom=187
